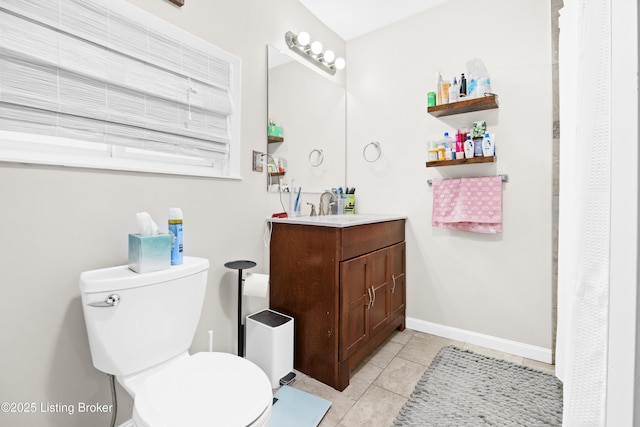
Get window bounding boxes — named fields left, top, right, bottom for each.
left=0, top=0, right=241, bottom=178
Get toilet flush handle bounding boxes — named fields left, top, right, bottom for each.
left=88, top=294, right=120, bottom=308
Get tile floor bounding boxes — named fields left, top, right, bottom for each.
left=289, top=329, right=556, bottom=427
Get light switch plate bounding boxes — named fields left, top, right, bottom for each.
left=252, top=150, right=264, bottom=172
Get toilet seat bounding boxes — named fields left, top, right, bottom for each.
left=132, top=352, right=272, bottom=427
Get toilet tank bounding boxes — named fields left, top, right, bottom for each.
left=80, top=257, right=209, bottom=376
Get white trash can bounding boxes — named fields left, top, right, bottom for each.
left=246, top=309, right=294, bottom=389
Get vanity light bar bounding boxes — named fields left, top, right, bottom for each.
left=285, top=31, right=345, bottom=76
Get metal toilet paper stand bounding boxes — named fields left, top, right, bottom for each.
left=224, top=259, right=256, bottom=357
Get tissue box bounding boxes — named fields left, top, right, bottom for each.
left=268, top=124, right=283, bottom=138
left=472, top=120, right=487, bottom=139
left=128, top=233, right=171, bottom=274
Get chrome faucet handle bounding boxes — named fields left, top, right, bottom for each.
left=307, top=202, right=317, bottom=216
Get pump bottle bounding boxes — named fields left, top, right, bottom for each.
left=464, top=135, right=474, bottom=159
left=482, top=133, right=494, bottom=157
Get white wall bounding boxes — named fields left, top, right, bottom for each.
left=0, top=1, right=345, bottom=426
left=346, top=0, right=554, bottom=358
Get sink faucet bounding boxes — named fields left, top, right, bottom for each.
left=307, top=202, right=317, bottom=216
left=319, top=191, right=334, bottom=216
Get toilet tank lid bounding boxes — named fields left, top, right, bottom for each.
left=80, top=256, right=209, bottom=294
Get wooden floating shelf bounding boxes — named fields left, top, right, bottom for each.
left=427, top=94, right=499, bottom=117
left=425, top=156, right=496, bottom=168
left=268, top=136, right=284, bottom=143
left=269, top=172, right=285, bottom=176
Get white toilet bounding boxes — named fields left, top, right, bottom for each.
left=80, top=256, right=272, bottom=427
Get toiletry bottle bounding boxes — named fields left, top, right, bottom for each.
left=459, top=73, right=467, bottom=97
left=468, top=74, right=477, bottom=98
left=436, top=72, right=443, bottom=105
left=448, top=77, right=459, bottom=103
left=474, top=136, right=484, bottom=157
left=482, top=133, right=494, bottom=157
left=455, top=130, right=464, bottom=158
left=168, top=207, right=183, bottom=265
left=443, top=132, right=454, bottom=160
left=440, top=80, right=450, bottom=104
left=427, top=91, right=436, bottom=107
left=428, top=141, right=439, bottom=162
left=464, top=135, right=474, bottom=159
left=478, top=77, right=491, bottom=97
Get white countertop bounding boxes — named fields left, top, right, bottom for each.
left=268, top=213, right=407, bottom=228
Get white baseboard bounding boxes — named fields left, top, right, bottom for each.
left=406, top=317, right=553, bottom=364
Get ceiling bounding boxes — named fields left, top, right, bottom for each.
left=297, top=0, right=451, bottom=41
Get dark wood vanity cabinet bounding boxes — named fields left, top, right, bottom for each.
left=269, top=219, right=406, bottom=391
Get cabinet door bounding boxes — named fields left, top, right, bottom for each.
left=340, top=254, right=369, bottom=360
left=389, top=242, right=406, bottom=320
left=368, top=248, right=390, bottom=336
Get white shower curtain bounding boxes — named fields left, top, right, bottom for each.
left=555, top=0, right=611, bottom=426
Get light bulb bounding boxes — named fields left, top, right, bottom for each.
left=323, top=50, right=335, bottom=63
left=310, top=41, right=323, bottom=55
left=296, top=31, right=310, bottom=46
left=334, top=57, right=346, bottom=70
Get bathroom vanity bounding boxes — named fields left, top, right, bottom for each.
left=269, top=214, right=406, bottom=391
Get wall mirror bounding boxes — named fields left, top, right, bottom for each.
left=266, top=45, right=346, bottom=193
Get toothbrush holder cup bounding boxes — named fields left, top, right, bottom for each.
left=343, top=194, right=355, bottom=215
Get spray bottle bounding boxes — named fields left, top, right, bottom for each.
left=168, top=207, right=183, bottom=265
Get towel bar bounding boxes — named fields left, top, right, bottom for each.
left=427, top=174, right=508, bottom=186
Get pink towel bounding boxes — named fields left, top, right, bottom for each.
left=432, top=176, right=503, bottom=233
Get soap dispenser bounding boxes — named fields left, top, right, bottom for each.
left=464, top=135, right=474, bottom=159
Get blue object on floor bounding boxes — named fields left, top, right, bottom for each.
left=271, top=385, right=332, bottom=427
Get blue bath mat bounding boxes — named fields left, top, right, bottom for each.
left=271, top=385, right=332, bottom=427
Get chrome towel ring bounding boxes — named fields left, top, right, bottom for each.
left=363, top=141, right=381, bottom=162
left=309, top=148, right=324, bottom=167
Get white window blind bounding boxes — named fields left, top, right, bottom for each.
left=0, top=0, right=241, bottom=177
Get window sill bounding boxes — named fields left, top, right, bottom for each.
left=0, top=133, right=241, bottom=180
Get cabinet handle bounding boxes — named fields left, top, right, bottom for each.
left=366, top=287, right=373, bottom=309
left=391, top=275, right=397, bottom=294
left=370, top=285, right=376, bottom=307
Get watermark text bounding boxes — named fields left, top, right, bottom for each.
left=1, top=401, right=112, bottom=415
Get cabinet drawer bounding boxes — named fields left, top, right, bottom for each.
left=340, top=220, right=405, bottom=260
